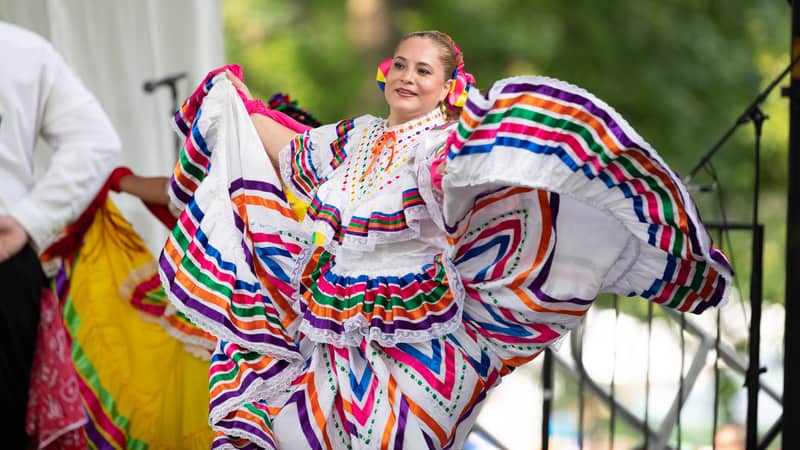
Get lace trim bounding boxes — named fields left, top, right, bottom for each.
left=278, top=144, right=312, bottom=203
left=208, top=358, right=303, bottom=427
left=211, top=432, right=277, bottom=450
left=298, top=255, right=466, bottom=348
left=118, top=260, right=160, bottom=304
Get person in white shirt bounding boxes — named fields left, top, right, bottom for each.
left=0, top=21, right=120, bottom=447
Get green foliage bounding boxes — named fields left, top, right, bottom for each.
left=223, top=0, right=791, bottom=305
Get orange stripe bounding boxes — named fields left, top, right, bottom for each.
left=210, top=355, right=280, bottom=398
left=502, top=350, right=543, bottom=368
left=521, top=94, right=689, bottom=234
left=403, top=395, right=448, bottom=446
left=446, top=187, right=533, bottom=245
left=173, top=268, right=289, bottom=336
left=509, top=286, right=586, bottom=316
left=510, top=190, right=553, bottom=289
left=381, top=377, right=398, bottom=450
left=305, top=372, right=334, bottom=450
left=305, top=290, right=455, bottom=323
left=232, top=194, right=297, bottom=221
left=464, top=92, right=690, bottom=237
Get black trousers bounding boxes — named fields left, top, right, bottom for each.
left=0, top=244, right=43, bottom=449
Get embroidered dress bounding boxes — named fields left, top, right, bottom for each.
left=159, top=73, right=731, bottom=450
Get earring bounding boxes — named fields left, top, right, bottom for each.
left=440, top=102, right=447, bottom=115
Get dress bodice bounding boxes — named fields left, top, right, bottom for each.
left=282, top=108, right=452, bottom=259
left=280, top=108, right=464, bottom=346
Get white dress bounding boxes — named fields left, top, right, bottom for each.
left=159, top=72, right=732, bottom=449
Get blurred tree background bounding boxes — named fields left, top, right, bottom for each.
left=224, top=0, right=790, bottom=307
left=222, top=1, right=790, bottom=447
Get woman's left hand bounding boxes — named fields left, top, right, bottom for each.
left=226, top=70, right=253, bottom=100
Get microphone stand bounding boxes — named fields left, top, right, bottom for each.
left=684, top=53, right=800, bottom=183
left=683, top=53, right=800, bottom=450
left=143, top=74, right=186, bottom=162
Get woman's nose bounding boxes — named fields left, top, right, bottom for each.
left=398, top=69, right=412, bottom=83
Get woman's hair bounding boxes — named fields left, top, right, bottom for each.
left=397, top=30, right=464, bottom=119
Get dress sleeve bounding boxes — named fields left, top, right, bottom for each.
left=279, top=115, right=375, bottom=202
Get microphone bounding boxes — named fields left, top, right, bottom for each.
left=143, top=72, right=187, bottom=93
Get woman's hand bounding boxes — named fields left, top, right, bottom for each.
left=226, top=70, right=252, bottom=100
left=430, top=155, right=447, bottom=196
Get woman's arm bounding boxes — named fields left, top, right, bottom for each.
left=250, top=114, right=296, bottom=171
left=118, top=175, right=170, bottom=205
left=226, top=72, right=296, bottom=172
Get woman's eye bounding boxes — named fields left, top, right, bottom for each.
left=393, top=62, right=404, bottom=69
left=418, top=69, right=431, bottom=75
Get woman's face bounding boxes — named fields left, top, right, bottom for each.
left=384, top=36, right=451, bottom=126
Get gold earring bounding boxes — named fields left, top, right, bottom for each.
left=440, top=102, right=447, bottom=114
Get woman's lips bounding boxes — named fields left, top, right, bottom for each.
left=395, top=88, right=417, bottom=97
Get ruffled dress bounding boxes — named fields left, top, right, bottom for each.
left=159, top=73, right=732, bottom=450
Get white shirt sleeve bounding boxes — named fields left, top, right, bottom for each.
left=9, top=42, right=121, bottom=251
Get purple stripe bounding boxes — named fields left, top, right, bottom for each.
left=212, top=436, right=264, bottom=450
left=301, top=300, right=460, bottom=335
left=529, top=193, right=593, bottom=306
left=215, top=419, right=276, bottom=449
left=169, top=176, right=192, bottom=204
left=229, top=178, right=288, bottom=201
left=685, top=213, right=703, bottom=258
left=210, top=359, right=292, bottom=410
left=444, top=387, right=489, bottom=450
left=158, top=255, right=298, bottom=352
left=463, top=95, right=492, bottom=119
left=82, top=412, right=117, bottom=449
left=288, top=390, right=324, bottom=450
left=54, top=263, right=69, bottom=297
left=710, top=247, right=733, bottom=273
left=394, top=395, right=409, bottom=450
left=174, top=111, right=190, bottom=137
left=695, top=276, right=726, bottom=314
left=422, top=431, right=436, bottom=449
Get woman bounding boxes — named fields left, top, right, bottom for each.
left=160, top=31, right=732, bottom=449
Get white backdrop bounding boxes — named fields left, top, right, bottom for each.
left=0, top=0, right=226, bottom=254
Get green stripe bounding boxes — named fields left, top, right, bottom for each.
left=293, top=136, right=317, bottom=189
left=179, top=148, right=207, bottom=181
left=466, top=104, right=686, bottom=254
left=309, top=265, right=449, bottom=312
left=59, top=274, right=148, bottom=449
left=209, top=347, right=266, bottom=386
left=666, top=285, right=690, bottom=309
